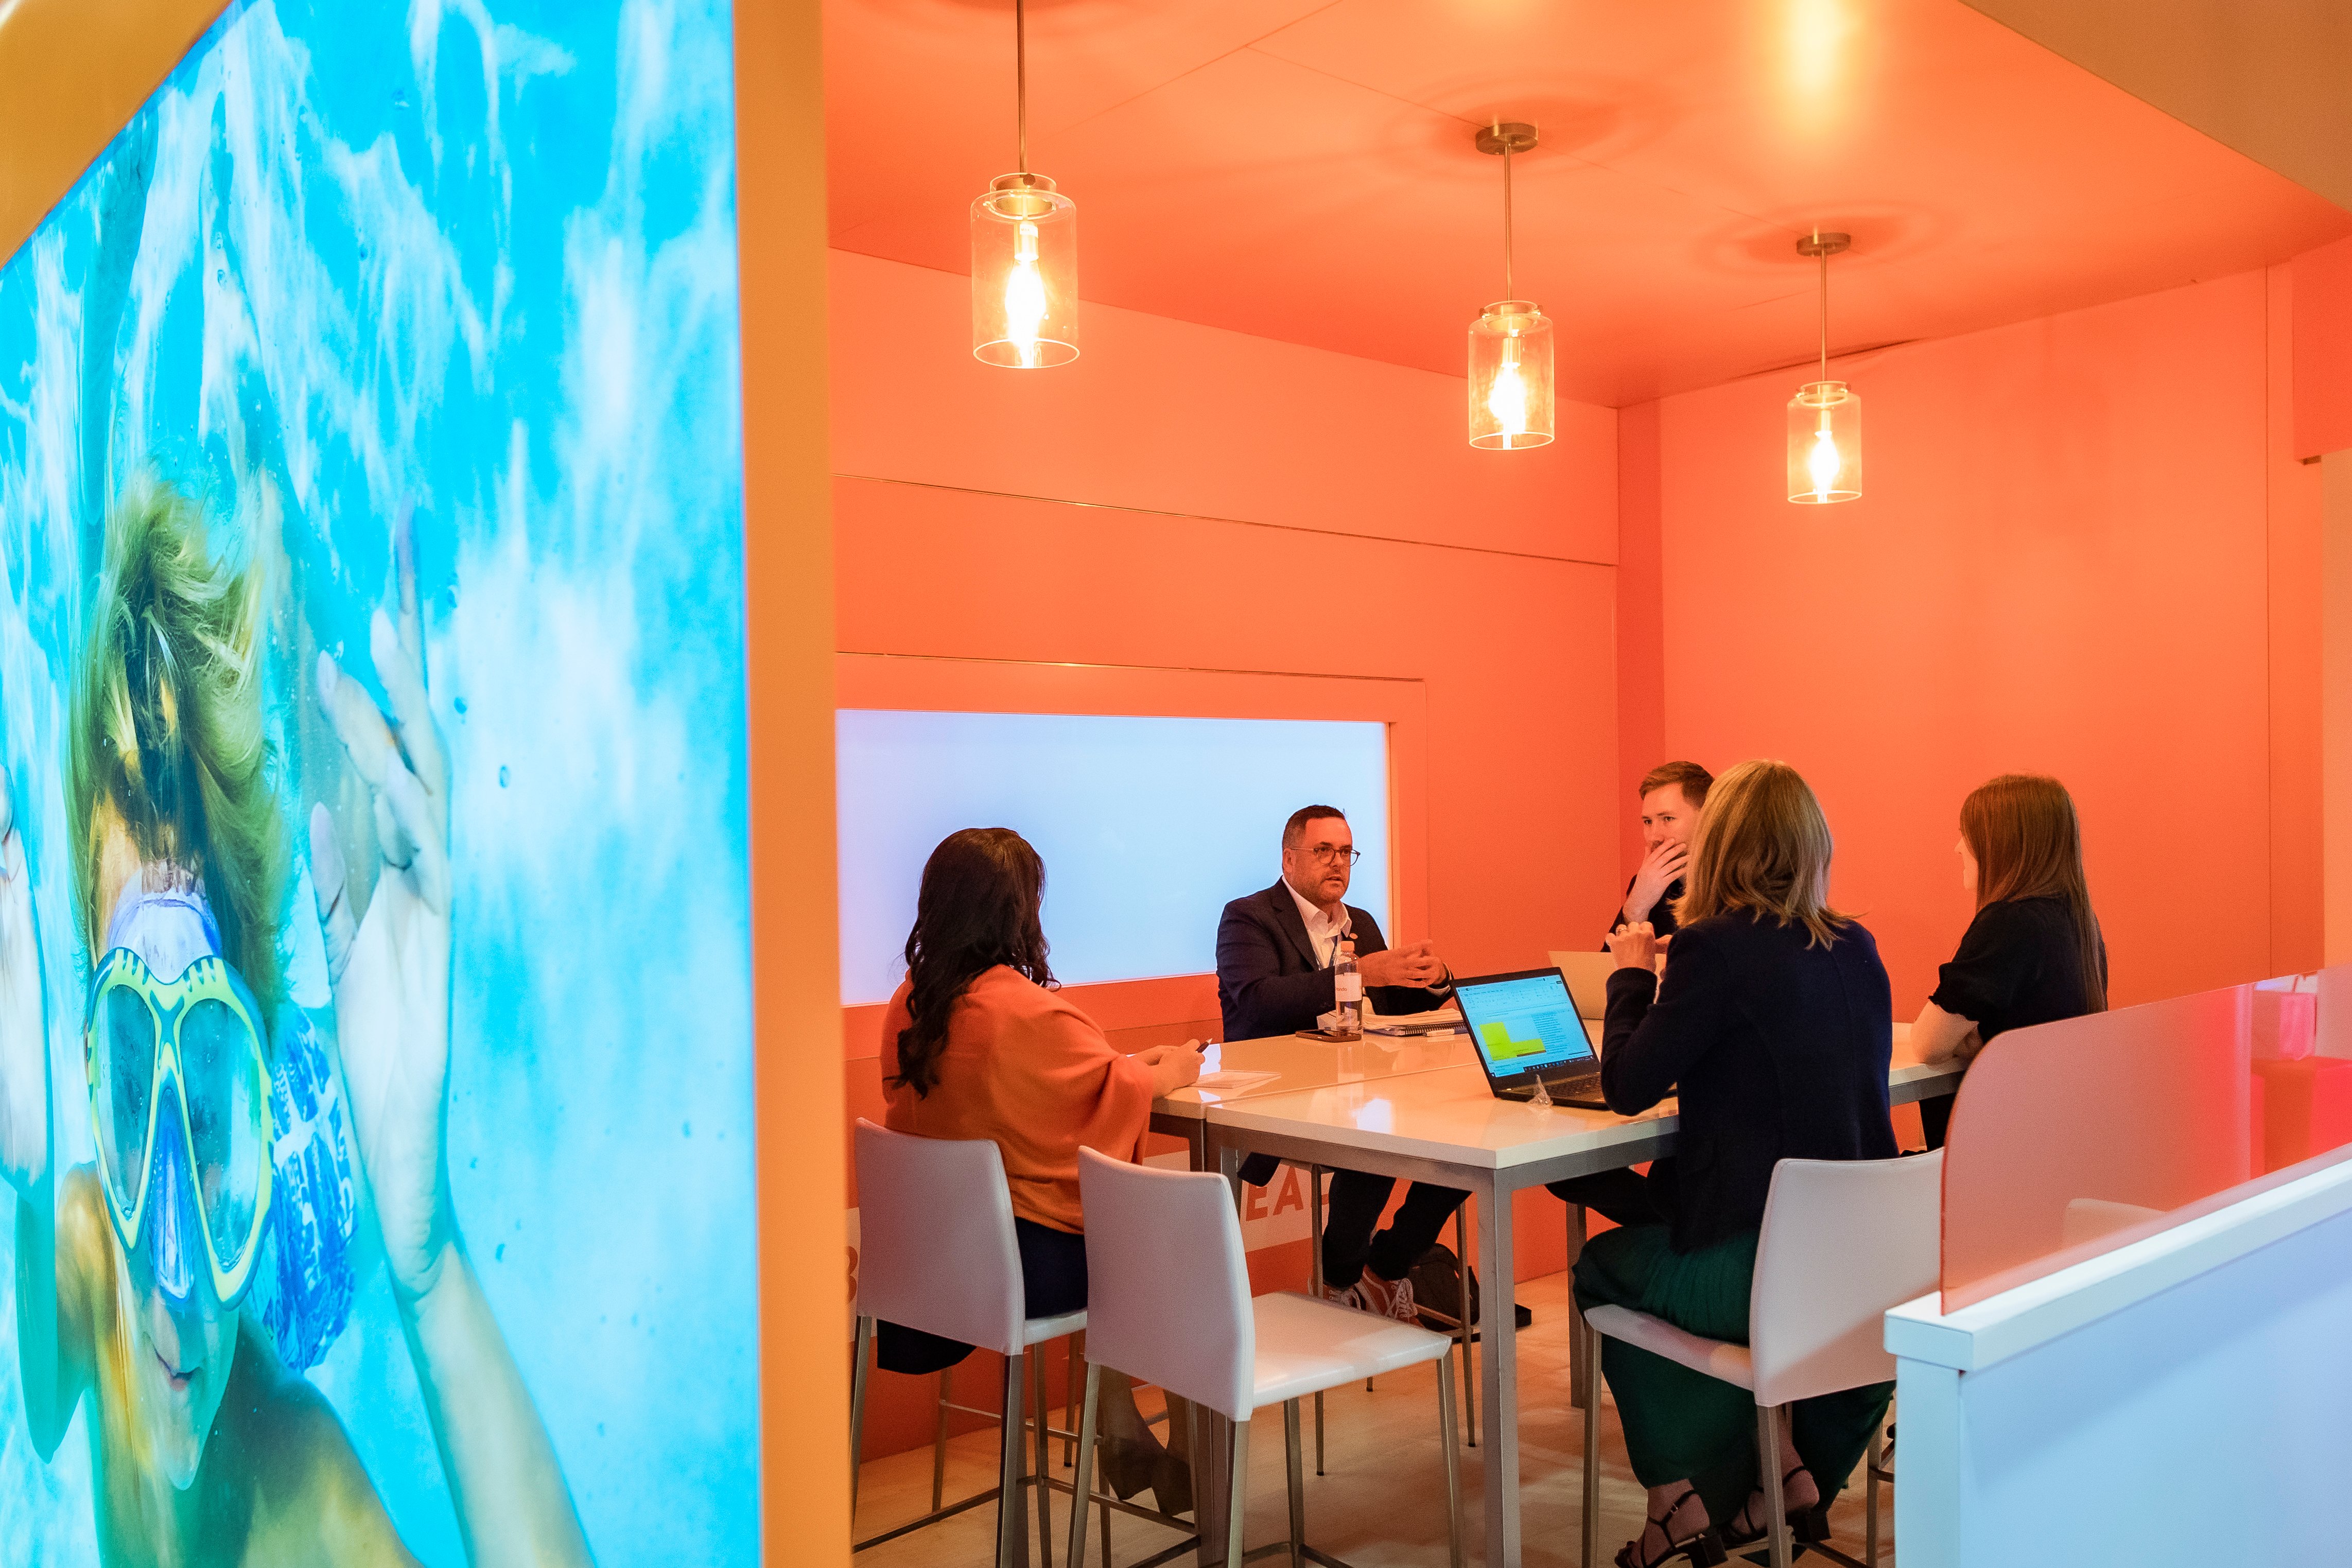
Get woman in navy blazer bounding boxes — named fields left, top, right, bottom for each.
left=1572, top=760, right=1897, bottom=1568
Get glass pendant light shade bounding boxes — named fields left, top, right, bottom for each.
left=1787, top=379, right=1862, bottom=503
left=1468, top=300, right=1554, bottom=449
left=971, top=172, right=1078, bottom=369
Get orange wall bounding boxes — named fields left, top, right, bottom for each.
left=2294, top=235, right=2352, bottom=459
left=830, top=247, right=1622, bottom=984
left=1625, top=267, right=2323, bottom=1017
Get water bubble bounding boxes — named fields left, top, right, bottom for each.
left=453, top=696, right=467, bottom=716
left=498, top=765, right=510, bottom=788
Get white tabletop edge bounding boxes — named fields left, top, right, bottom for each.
left=1885, top=1153, right=2352, bottom=1372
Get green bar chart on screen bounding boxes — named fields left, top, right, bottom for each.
left=1479, top=1020, right=1548, bottom=1060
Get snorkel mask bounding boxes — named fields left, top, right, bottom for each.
left=82, top=887, right=273, bottom=1309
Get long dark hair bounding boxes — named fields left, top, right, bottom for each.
left=1960, top=774, right=2106, bottom=1013
left=891, top=828, right=1055, bottom=1096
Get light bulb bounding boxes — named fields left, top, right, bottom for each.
left=1003, top=219, right=1048, bottom=370
left=1487, top=336, right=1529, bottom=441
left=1808, top=412, right=1840, bottom=501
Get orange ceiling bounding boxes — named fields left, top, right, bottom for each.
left=824, top=0, right=2352, bottom=406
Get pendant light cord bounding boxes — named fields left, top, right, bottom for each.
left=1015, top=0, right=1029, bottom=177
left=1817, top=233, right=1828, bottom=385
left=1502, top=141, right=1515, bottom=302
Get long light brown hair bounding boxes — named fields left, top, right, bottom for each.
left=1673, top=759, right=1849, bottom=948
left=1959, top=774, right=2105, bottom=1012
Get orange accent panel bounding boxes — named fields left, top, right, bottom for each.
left=0, top=0, right=230, bottom=265
left=2253, top=1056, right=2352, bottom=1175
left=738, top=0, right=846, bottom=1555
left=2291, top=236, right=2352, bottom=460
left=1941, top=984, right=2253, bottom=1312
left=1647, top=272, right=2278, bottom=1016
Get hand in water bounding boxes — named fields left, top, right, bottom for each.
left=312, top=519, right=454, bottom=1302
left=0, top=766, right=44, bottom=1198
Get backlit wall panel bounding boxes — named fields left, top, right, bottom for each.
left=837, top=709, right=1389, bottom=1005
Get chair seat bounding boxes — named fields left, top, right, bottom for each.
left=1584, top=1303, right=1754, bottom=1389
left=1022, top=1309, right=1087, bottom=1347
left=1248, top=1291, right=1454, bottom=1408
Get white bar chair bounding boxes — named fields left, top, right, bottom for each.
left=1579, top=1152, right=1942, bottom=1568
left=1072, top=1147, right=1467, bottom=1568
left=850, top=1119, right=1095, bottom=1566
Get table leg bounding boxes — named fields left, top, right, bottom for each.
left=1564, top=1202, right=1590, bottom=1409
left=1195, top=1137, right=1243, bottom=1565
left=1308, top=1165, right=1326, bottom=1476
left=1475, top=1175, right=1521, bottom=1568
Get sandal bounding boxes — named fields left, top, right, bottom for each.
left=1615, top=1488, right=1729, bottom=1568
left=1712, top=1467, right=1829, bottom=1550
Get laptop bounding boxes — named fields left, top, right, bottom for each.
left=1455, top=968, right=1608, bottom=1109
left=1548, top=950, right=1617, bottom=1023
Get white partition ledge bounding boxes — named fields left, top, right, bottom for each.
left=1886, top=1146, right=2352, bottom=1371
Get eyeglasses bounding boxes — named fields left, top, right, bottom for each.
left=1299, top=844, right=1363, bottom=865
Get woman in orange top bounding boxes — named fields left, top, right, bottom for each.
left=878, top=827, right=1204, bottom=1512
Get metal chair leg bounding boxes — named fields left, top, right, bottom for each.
left=1757, top=1402, right=1793, bottom=1568
left=1453, top=1201, right=1476, bottom=1448
left=932, top=1367, right=952, bottom=1512
left=1032, top=1349, right=1055, bottom=1568
left=851, top=1317, right=874, bottom=1515
left=1000, top=1351, right=1030, bottom=1568
left=1284, top=1399, right=1306, bottom=1568
left=1580, top=1319, right=1601, bottom=1568
left=1064, top=1337, right=1079, bottom=1465
left=1066, top=1363, right=1102, bottom=1568
left=1226, top=1418, right=1252, bottom=1568
left=1436, top=1352, right=1466, bottom=1568
left=1865, top=1423, right=1883, bottom=1566
left=1308, top=1166, right=1326, bottom=1475
left=1565, top=1201, right=1591, bottom=1409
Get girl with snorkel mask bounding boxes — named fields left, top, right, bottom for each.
left=0, top=479, right=593, bottom=1565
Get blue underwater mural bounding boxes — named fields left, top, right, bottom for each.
left=0, top=2, right=754, bottom=1562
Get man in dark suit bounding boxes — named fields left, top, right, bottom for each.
left=1214, top=805, right=1462, bottom=1322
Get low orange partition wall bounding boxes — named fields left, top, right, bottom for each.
left=1941, top=965, right=2352, bottom=1312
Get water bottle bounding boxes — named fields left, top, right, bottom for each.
left=1335, top=938, right=1363, bottom=1038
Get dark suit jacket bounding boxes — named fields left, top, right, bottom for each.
left=1599, top=910, right=1896, bottom=1252
left=1215, top=881, right=1451, bottom=1041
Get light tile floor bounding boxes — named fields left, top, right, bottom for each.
left=853, top=1271, right=1891, bottom=1567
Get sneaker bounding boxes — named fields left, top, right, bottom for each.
left=1357, top=1270, right=1421, bottom=1322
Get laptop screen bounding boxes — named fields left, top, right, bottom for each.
left=1456, top=970, right=1598, bottom=1078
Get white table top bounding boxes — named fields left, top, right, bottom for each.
left=1154, top=1009, right=1477, bottom=1122
left=1198, top=1057, right=1964, bottom=1174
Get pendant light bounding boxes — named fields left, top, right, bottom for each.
left=1787, top=230, right=1860, bottom=503
left=1467, top=122, right=1553, bottom=449
left=971, top=0, right=1077, bottom=368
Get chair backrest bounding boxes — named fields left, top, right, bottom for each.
left=853, top=1119, right=1027, bottom=1356
left=1077, top=1148, right=1256, bottom=1420
left=1748, top=1151, right=1944, bottom=1408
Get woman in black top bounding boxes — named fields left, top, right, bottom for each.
left=1912, top=774, right=2107, bottom=1148
left=1571, top=761, right=1897, bottom=1568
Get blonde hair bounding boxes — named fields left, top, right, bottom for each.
left=67, top=476, right=288, bottom=1021
left=1673, top=759, right=1848, bottom=948
left=1959, top=774, right=2105, bottom=1012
